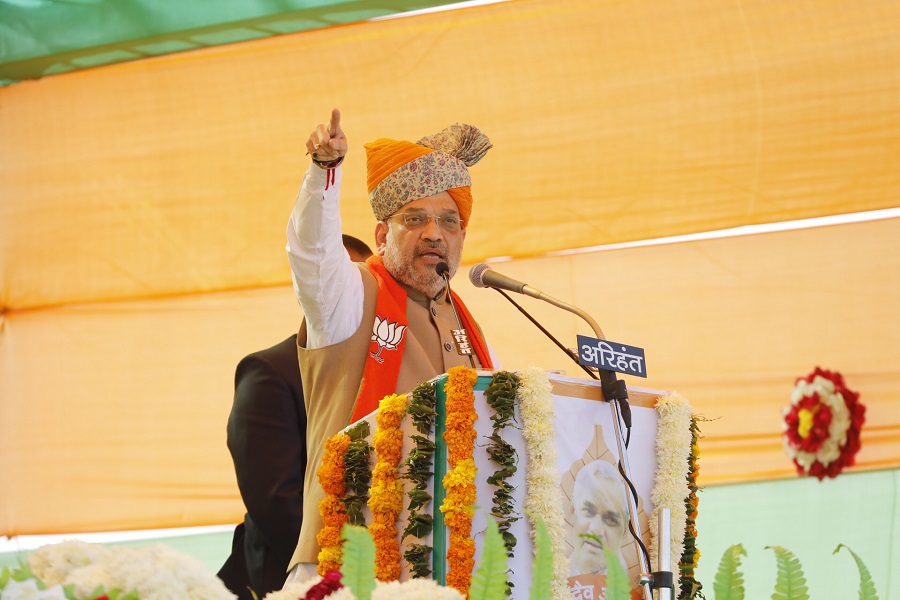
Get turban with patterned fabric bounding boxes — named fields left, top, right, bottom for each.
left=364, top=123, right=492, bottom=227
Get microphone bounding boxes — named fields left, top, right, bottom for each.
left=469, top=262, right=543, bottom=299
left=469, top=263, right=606, bottom=340
left=437, top=262, right=476, bottom=368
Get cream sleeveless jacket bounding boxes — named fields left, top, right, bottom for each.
left=288, top=264, right=484, bottom=569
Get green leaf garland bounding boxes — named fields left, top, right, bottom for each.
left=344, top=421, right=372, bottom=526
left=484, top=371, right=521, bottom=597
left=400, top=380, right=438, bottom=577
left=678, top=416, right=703, bottom=600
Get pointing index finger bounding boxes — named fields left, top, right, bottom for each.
left=329, top=108, right=341, bottom=135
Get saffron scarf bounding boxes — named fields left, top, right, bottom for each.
left=348, top=255, right=493, bottom=423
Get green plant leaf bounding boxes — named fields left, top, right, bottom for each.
left=713, top=543, right=747, bottom=600
left=765, top=546, right=809, bottom=600
left=469, top=518, right=509, bottom=600
left=529, top=516, right=553, bottom=600
left=834, top=544, right=879, bottom=600
left=340, top=523, right=376, bottom=600
left=602, top=541, right=632, bottom=600
left=402, top=513, right=434, bottom=539
left=403, top=543, right=433, bottom=579
left=347, top=420, right=370, bottom=441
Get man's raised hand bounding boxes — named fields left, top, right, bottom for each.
left=307, top=108, right=347, bottom=162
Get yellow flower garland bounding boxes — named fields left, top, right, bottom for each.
left=316, top=433, right=351, bottom=575
left=440, top=366, right=478, bottom=594
left=367, top=393, right=408, bottom=581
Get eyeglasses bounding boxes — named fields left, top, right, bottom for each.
left=386, top=212, right=463, bottom=233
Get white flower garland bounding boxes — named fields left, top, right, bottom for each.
left=517, top=366, right=570, bottom=600
left=22, top=540, right=235, bottom=600
left=1, top=579, right=67, bottom=600
left=650, top=393, right=693, bottom=573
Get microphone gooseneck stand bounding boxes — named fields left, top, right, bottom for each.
left=493, top=288, right=599, bottom=380
left=492, top=289, right=635, bottom=448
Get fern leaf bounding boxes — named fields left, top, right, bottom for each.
left=469, top=518, right=509, bottom=600
left=713, top=543, right=746, bottom=600
left=834, top=544, right=880, bottom=600
left=340, top=524, right=376, bottom=600
left=765, top=546, right=809, bottom=600
left=602, top=542, right=631, bottom=600
left=529, top=516, right=553, bottom=600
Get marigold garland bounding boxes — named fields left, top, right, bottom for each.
left=650, top=393, right=693, bottom=576
left=440, top=366, right=479, bottom=595
left=316, top=433, right=352, bottom=575
left=782, top=366, right=865, bottom=480
left=367, top=393, right=408, bottom=581
left=517, top=366, right=569, bottom=600
left=677, top=416, right=703, bottom=600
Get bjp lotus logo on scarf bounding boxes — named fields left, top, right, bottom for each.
left=370, top=315, right=406, bottom=363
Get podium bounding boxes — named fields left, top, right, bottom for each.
left=317, top=368, right=674, bottom=599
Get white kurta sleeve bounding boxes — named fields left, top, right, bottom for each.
left=286, top=164, right=364, bottom=349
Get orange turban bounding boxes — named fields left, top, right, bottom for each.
left=364, top=123, right=492, bottom=227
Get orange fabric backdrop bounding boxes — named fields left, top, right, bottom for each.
left=1, top=0, right=899, bottom=535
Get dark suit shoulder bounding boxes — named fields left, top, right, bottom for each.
left=236, top=335, right=301, bottom=396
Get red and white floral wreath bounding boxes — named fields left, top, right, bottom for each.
left=782, top=367, right=866, bottom=480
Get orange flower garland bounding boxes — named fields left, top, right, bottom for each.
left=316, top=432, right=351, bottom=575
left=440, top=366, right=478, bottom=594
left=367, top=393, right=408, bottom=581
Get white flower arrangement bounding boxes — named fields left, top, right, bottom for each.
left=516, top=366, right=570, bottom=600
left=649, top=393, right=693, bottom=573
left=0, top=578, right=67, bottom=600
left=2, top=540, right=236, bottom=600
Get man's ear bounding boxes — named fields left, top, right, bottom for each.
left=374, top=221, right=389, bottom=255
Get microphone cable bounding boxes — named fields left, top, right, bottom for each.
left=619, top=459, right=653, bottom=575
left=493, top=288, right=598, bottom=380
left=438, top=262, right=476, bottom=369
left=491, top=287, right=632, bottom=445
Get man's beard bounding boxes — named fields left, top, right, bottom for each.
left=382, top=239, right=462, bottom=298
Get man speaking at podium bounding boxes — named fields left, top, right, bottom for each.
left=284, top=109, right=495, bottom=581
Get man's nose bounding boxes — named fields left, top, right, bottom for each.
left=421, top=216, right=444, bottom=241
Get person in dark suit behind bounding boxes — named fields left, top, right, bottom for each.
left=218, top=235, right=373, bottom=600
